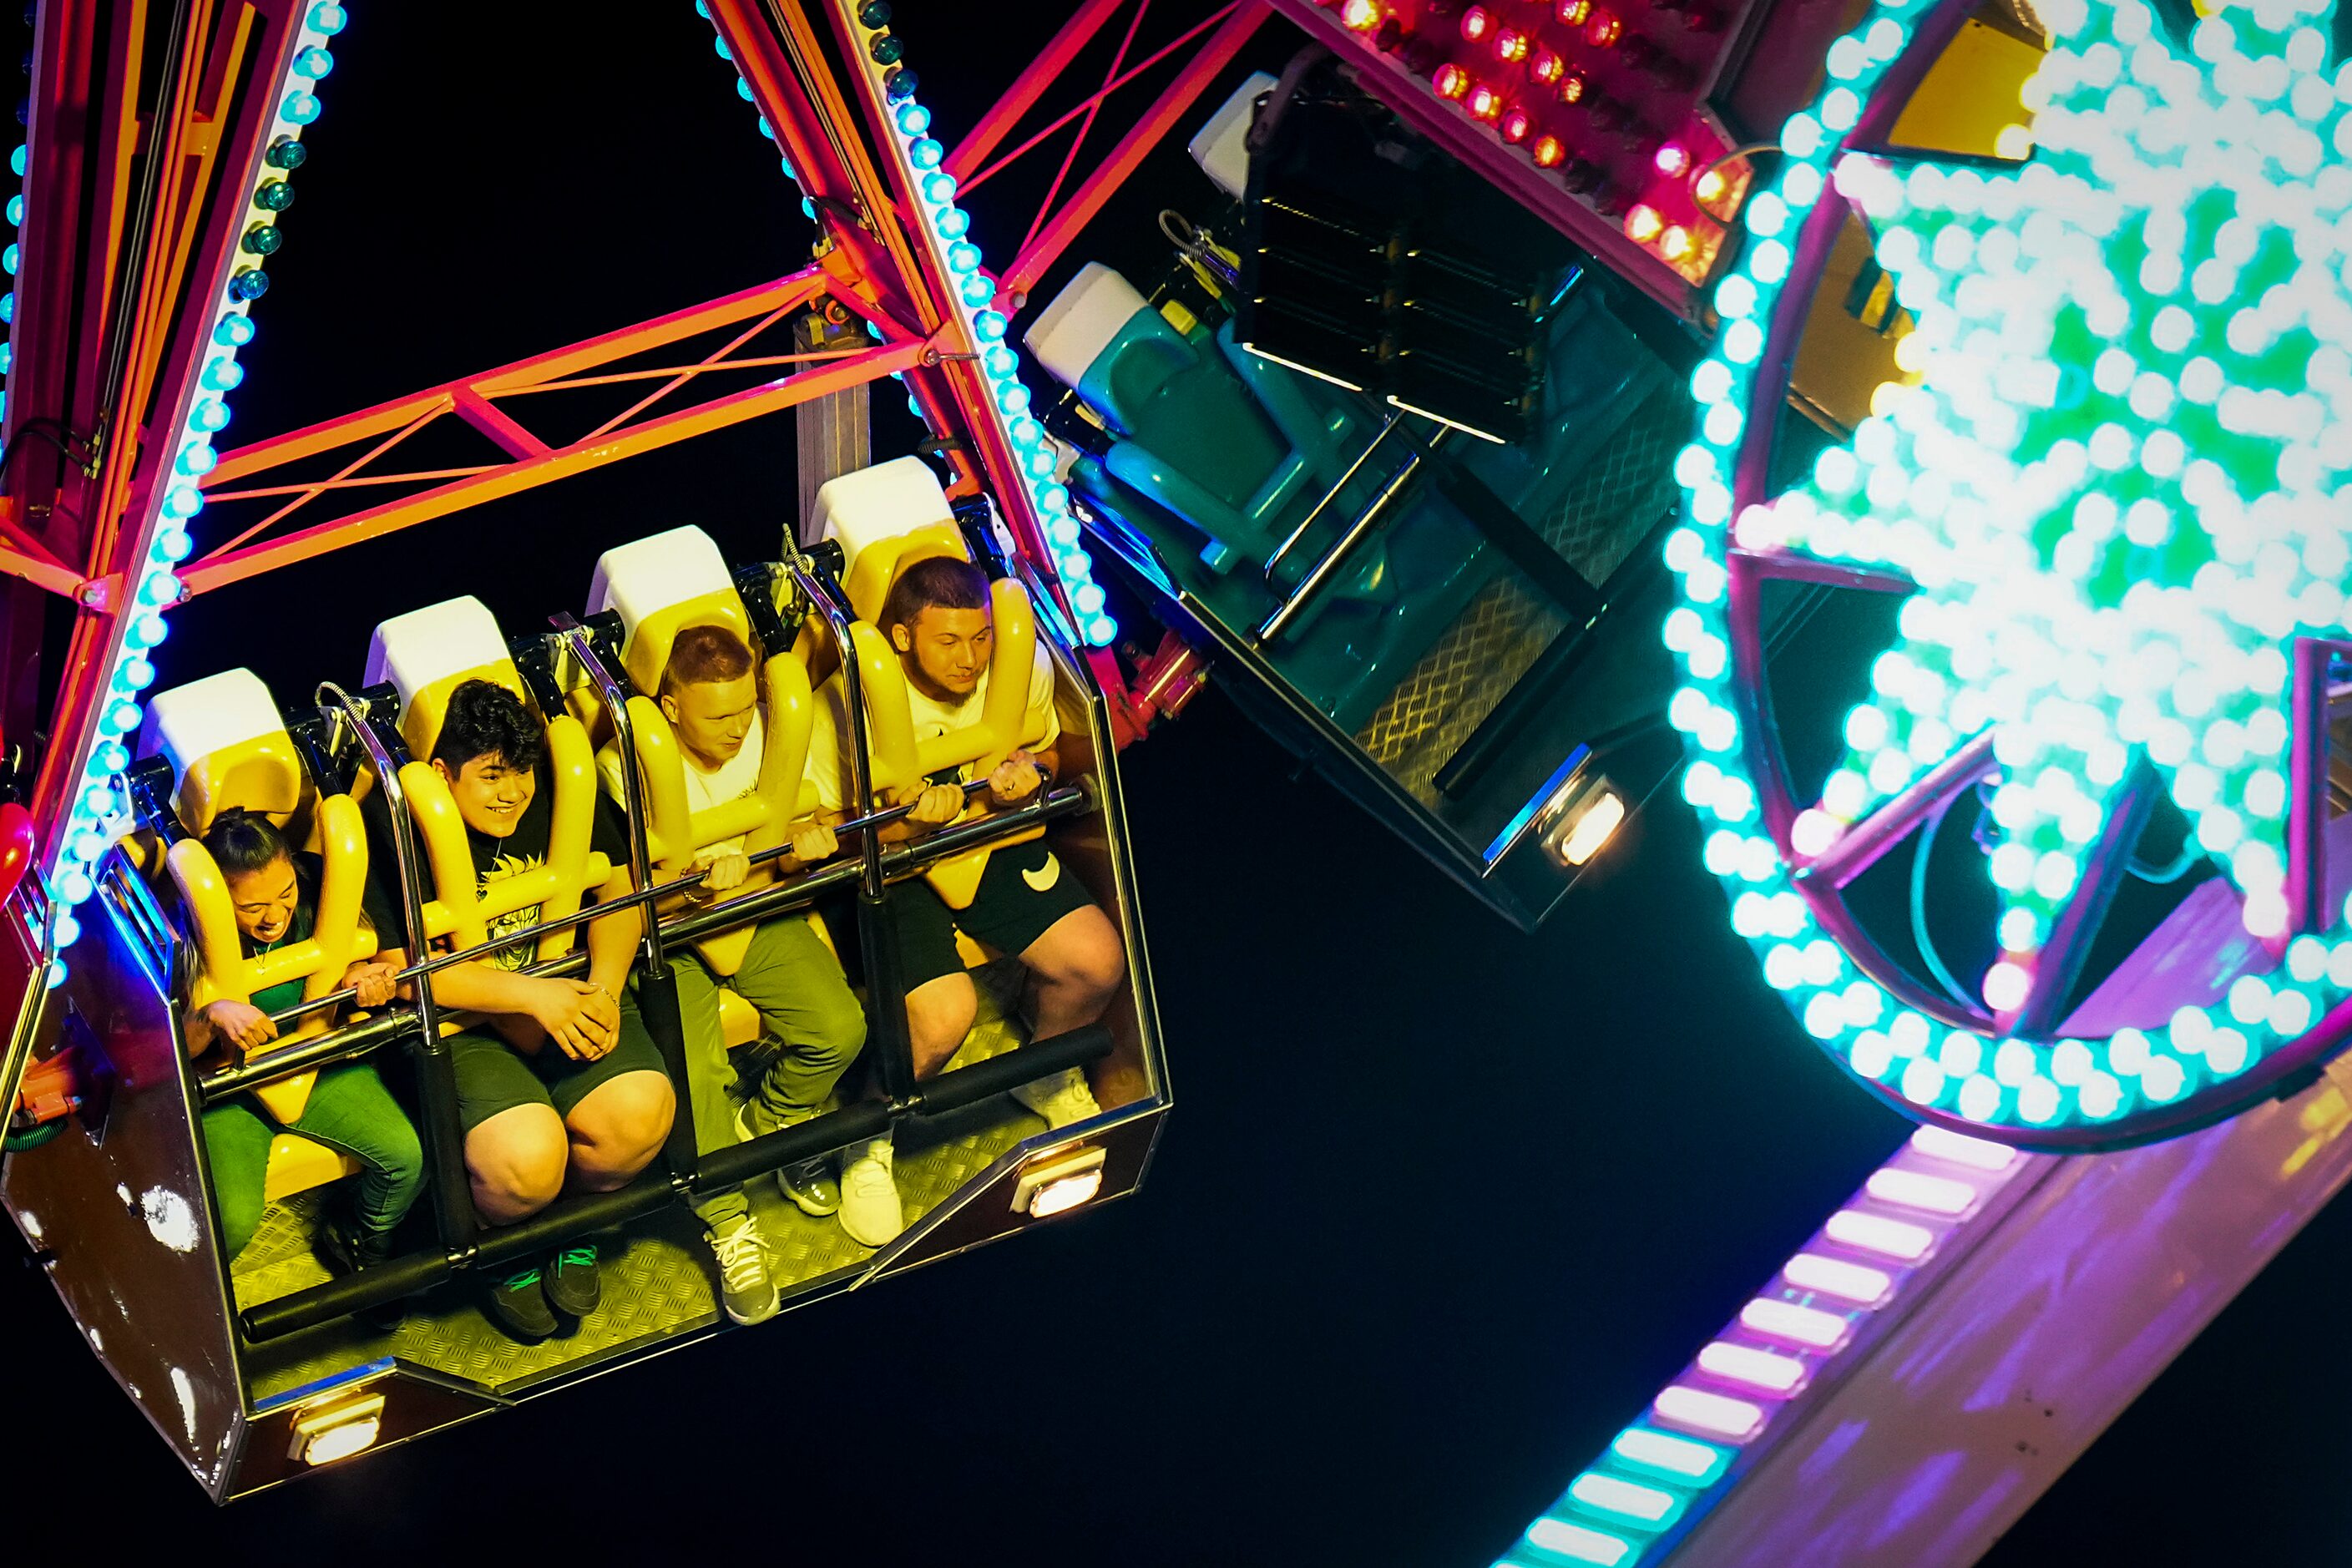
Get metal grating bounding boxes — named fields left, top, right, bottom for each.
left=1540, top=382, right=1692, bottom=585
left=245, top=964, right=1048, bottom=1402
left=1353, top=577, right=1567, bottom=807
left=1351, top=386, right=1692, bottom=808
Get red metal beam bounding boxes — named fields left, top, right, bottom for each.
left=944, top=0, right=1130, bottom=183
left=205, top=268, right=836, bottom=489
left=180, top=333, right=933, bottom=595
left=953, top=3, right=1242, bottom=197
left=1000, top=3, right=1267, bottom=301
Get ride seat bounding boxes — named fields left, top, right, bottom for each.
left=1186, top=70, right=1275, bottom=200
left=143, top=668, right=372, bottom=1191
left=364, top=598, right=609, bottom=974
left=809, top=458, right=1056, bottom=911
left=585, top=524, right=820, bottom=980
left=1025, top=261, right=1372, bottom=582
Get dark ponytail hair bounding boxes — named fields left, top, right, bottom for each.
left=203, top=808, right=293, bottom=878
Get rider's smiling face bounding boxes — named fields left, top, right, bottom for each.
left=436, top=749, right=537, bottom=838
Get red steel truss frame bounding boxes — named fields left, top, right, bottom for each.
left=0, top=0, right=1303, bottom=862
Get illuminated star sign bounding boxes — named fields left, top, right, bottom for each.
left=1668, top=0, right=2352, bottom=1134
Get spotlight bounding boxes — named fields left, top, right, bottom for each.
left=289, top=1391, right=386, bottom=1466
left=1014, top=1146, right=1108, bottom=1218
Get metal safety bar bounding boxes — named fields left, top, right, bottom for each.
left=200, top=780, right=1090, bottom=1102
left=546, top=614, right=695, bottom=1181
left=237, top=1020, right=1116, bottom=1341
left=1257, top=409, right=1408, bottom=589
left=1255, top=422, right=1456, bottom=646
left=314, top=680, right=477, bottom=1258
left=788, top=551, right=921, bottom=1103
left=0, top=865, right=59, bottom=1128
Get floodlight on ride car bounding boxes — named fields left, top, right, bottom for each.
left=288, top=1389, right=385, bottom=1466
left=1012, top=1144, right=1107, bottom=1219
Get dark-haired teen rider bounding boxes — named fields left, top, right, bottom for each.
left=181, top=810, right=422, bottom=1277
left=804, top=556, right=1125, bottom=1245
left=362, top=680, right=675, bottom=1340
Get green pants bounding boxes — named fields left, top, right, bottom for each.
left=201, top=1061, right=425, bottom=1261
left=673, top=914, right=866, bottom=1227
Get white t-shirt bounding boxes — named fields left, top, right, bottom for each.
left=807, top=643, right=1059, bottom=814
left=597, top=708, right=766, bottom=866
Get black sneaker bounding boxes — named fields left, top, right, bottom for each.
left=486, top=1266, right=559, bottom=1341
left=320, top=1215, right=407, bottom=1333
left=543, top=1242, right=601, bottom=1318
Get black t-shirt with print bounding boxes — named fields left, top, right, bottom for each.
left=360, top=766, right=630, bottom=970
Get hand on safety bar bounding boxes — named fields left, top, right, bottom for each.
left=201, top=999, right=279, bottom=1058
left=984, top=749, right=1045, bottom=810
left=894, top=782, right=967, bottom=832
left=340, top=959, right=401, bottom=1010
left=788, top=819, right=840, bottom=864
left=697, top=852, right=753, bottom=897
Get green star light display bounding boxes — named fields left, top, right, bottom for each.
left=1670, top=0, right=2352, bottom=1137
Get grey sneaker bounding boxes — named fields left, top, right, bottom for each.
left=737, top=1101, right=841, bottom=1215
left=778, top=1156, right=841, bottom=1216
left=707, top=1215, right=778, bottom=1325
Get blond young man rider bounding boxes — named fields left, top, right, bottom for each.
left=614, top=625, right=872, bottom=1313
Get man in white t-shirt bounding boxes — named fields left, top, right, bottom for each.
left=805, top=556, right=1125, bottom=1244
left=604, top=625, right=873, bottom=1313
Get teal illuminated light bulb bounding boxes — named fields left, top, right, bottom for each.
left=1668, top=0, right=2352, bottom=1135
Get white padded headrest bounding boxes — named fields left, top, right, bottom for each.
left=587, top=524, right=734, bottom=637
left=140, top=668, right=283, bottom=776
left=1188, top=72, right=1274, bottom=200
left=807, top=456, right=957, bottom=577
left=1024, top=262, right=1148, bottom=392
left=364, top=595, right=509, bottom=701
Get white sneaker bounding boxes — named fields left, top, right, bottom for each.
left=707, top=1215, right=778, bottom=1325
left=837, top=1137, right=903, bottom=1248
left=1010, top=1067, right=1101, bottom=1130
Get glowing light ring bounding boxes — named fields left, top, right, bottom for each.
left=1671, top=0, right=2352, bottom=1143
left=38, top=1, right=347, bottom=988
left=692, top=1, right=1118, bottom=647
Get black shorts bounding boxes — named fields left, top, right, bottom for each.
left=893, top=837, right=1097, bottom=988
left=446, top=987, right=670, bottom=1132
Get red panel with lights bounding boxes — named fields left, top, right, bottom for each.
left=1311, top=0, right=1763, bottom=296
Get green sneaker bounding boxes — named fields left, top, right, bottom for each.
left=544, top=1243, right=600, bottom=1318
left=485, top=1266, right=557, bottom=1341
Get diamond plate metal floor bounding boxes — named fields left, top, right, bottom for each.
left=245, top=964, right=1048, bottom=1404
left=1353, top=382, right=1691, bottom=809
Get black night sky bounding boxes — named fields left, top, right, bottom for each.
left=7, top=4, right=2352, bottom=1564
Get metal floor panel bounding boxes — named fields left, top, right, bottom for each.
left=243, top=966, right=1046, bottom=1404
left=1351, top=383, right=1690, bottom=808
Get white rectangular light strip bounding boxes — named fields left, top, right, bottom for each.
left=1739, top=1297, right=1850, bottom=1349
left=1608, top=1427, right=1725, bottom=1479
left=1654, top=1384, right=1765, bottom=1440
left=1567, top=1472, right=1678, bottom=1524
left=1909, top=1125, right=2021, bottom=1171
left=1824, top=1208, right=1935, bottom=1261
left=1697, top=1341, right=1808, bottom=1393
left=1865, top=1167, right=1977, bottom=1216
left=1524, top=1517, right=1635, bottom=1565
left=1783, top=1252, right=1894, bottom=1304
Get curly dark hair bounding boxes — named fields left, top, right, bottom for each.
left=431, top=679, right=546, bottom=774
